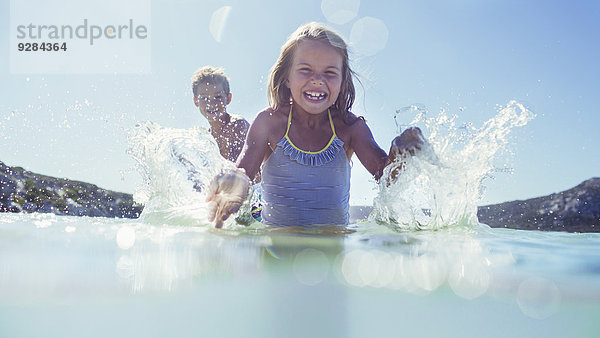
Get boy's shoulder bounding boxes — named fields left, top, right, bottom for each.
left=229, top=113, right=250, bottom=128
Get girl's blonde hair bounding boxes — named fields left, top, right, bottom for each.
left=267, top=22, right=356, bottom=119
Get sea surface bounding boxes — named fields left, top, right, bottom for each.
left=1, top=213, right=599, bottom=337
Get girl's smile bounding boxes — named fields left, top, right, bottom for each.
left=304, top=90, right=327, bottom=102
left=286, top=39, right=343, bottom=115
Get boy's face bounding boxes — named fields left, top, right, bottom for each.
left=194, top=81, right=232, bottom=121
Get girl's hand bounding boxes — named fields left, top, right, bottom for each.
left=386, top=127, right=425, bottom=181
left=206, top=168, right=251, bottom=228
left=390, top=126, right=425, bottom=156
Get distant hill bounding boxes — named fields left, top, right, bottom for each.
left=0, top=161, right=142, bottom=218
left=477, top=178, right=600, bottom=233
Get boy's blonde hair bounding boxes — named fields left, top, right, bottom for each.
left=191, top=66, right=231, bottom=96
left=267, top=22, right=356, bottom=116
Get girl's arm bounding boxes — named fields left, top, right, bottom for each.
left=236, top=111, right=272, bottom=180
left=347, top=119, right=388, bottom=180
left=206, top=110, right=273, bottom=228
left=350, top=120, right=424, bottom=181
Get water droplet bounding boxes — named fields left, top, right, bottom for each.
left=321, top=0, right=360, bottom=25
left=210, top=6, right=232, bottom=43
left=349, top=17, right=389, bottom=56
left=293, top=248, right=329, bottom=286
left=517, top=277, right=561, bottom=319
left=116, top=226, right=136, bottom=250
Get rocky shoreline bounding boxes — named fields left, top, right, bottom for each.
left=0, top=161, right=142, bottom=218
left=477, top=177, right=600, bottom=233
left=1, top=160, right=598, bottom=232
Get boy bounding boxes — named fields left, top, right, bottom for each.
left=191, top=66, right=249, bottom=162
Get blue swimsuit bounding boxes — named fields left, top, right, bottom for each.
left=259, top=107, right=351, bottom=226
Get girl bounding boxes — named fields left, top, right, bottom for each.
left=207, top=22, right=424, bottom=228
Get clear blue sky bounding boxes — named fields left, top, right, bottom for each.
left=1, top=0, right=599, bottom=205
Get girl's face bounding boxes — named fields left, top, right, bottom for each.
left=286, top=39, right=343, bottom=116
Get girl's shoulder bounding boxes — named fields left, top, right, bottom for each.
left=332, top=109, right=374, bottom=149
left=254, top=106, right=289, bottom=124
left=250, top=106, right=289, bottom=142
left=332, top=109, right=368, bottom=132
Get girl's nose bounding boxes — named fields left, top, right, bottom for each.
left=311, top=73, right=324, bottom=85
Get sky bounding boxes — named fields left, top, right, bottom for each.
left=1, top=0, right=599, bottom=206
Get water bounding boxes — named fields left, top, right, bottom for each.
left=1, top=213, right=599, bottom=337
left=374, top=101, right=534, bottom=230
left=126, top=120, right=234, bottom=226
left=2, top=102, right=599, bottom=337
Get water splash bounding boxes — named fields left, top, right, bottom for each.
left=127, top=121, right=233, bottom=226
left=372, top=100, right=535, bottom=230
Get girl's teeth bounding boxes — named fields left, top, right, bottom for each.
left=305, top=92, right=326, bottom=100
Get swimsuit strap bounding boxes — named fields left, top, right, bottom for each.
left=284, top=105, right=337, bottom=154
